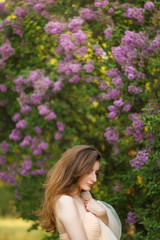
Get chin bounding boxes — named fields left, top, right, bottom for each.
left=82, top=186, right=91, bottom=191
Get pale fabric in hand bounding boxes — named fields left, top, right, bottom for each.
left=97, top=201, right=122, bottom=240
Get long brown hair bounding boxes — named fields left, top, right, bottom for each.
left=40, top=145, right=101, bottom=232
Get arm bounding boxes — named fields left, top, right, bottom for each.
left=55, top=195, right=88, bottom=240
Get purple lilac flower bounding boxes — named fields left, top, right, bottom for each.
left=0, top=84, right=7, bottom=92
left=58, top=61, right=81, bottom=75
left=16, top=119, right=28, bottom=129
left=144, top=1, right=155, bottom=11
left=92, top=45, right=104, bottom=56
left=123, top=103, right=132, bottom=112
left=56, top=121, right=65, bottom=132
left=104, top=27, right=113, bottom=39
left=125, top=66, right=136, bottom=79
left=0, top=41, right=15, bottom=60
left=20, top=136, right=32, bottom=147
left=132, top=118, right=144, bottom=130
left=73, top=30, right=87, bottom=44
left=108, top=105, right=118, bottom=112
left=0, top=155, right=6, bottom=165
left=30, top=93, right=42, bottom=105
left=30, top=168, right=46, bottom=176
left=38, top=105, right=50, bottom=115
left=68, top=17, right=84, bottom=33
left=33, top=76, right=52, bottom=96
left=45, top=112, right=57, bottom=120
left=134, top=131, right=144, bottom=142
left=12, top=24, right=24, bottom=37
left=0, top=141, right=9, bottom=153
left=79, top=8, right=95, bottom=20
left=99, top=81, right=108, bottom=91
left=38, top=141, right=48, bottom=150
left=123, top=3, right=130, bottom=10
left=44, top=21, right=66, bottom=34
left=59, top=34, right=75, bottom=51
left=122, top=30, right=148, bottom=50
left=14, top=6, right=28, bottom=19
left=33, top=3, right=44, bottom=13
left=113, top=185, right=121, bottom=192
left=106, top=68, right=120, bottom=78
left=124, top=126, right=134, bottom=136
left=54, top=132, right=62, bottom=140
left=128, top=85, right=142, bottom=94
left=104, top=127, right=119, bottom=144
left=106, top=89, right=121, bottom=100
left=130, top=149, right=149, bottom=168
left=53, top=79, right=64, bottom=92
left=22, top=157, right=32, bottom=171
left=34, top=126, right=42, bottom=134
left=94, top=0, right=109, bottom=8
left=21, top=105, right=32, bottom=114
left=0, top=3, right=5, bottom=13
left=112, top=77, right=124, bottom=88
left=83, top=62, right=94, bottom=73
left=0, top=172, right=8, bottom=183
left=107, top=111, right=119, bottom=119
left=69, top=75, right=80, bottom=83
left=114, top=99, right=124, bottom=108
left=9, top=129, right=21, bottom=141
left=108, top=7, right=114, bottom=14
left=148, top=34, right=160, bottom=53
left=125, top=212, right=138, bottom=224
left=123, top=7, right=145, bottom=24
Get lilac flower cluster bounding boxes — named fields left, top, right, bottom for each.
left=31, top=137, right=48, bottom=155
left=128, top=85, right=142, bottom=95
left=44, top=21, right=66, bottom=34
left=83, top=61, right=95, bottom=73
left=68, top=17, right=84, bottom=33
left=0, top=155, right=6, bottom=165
left=123, top=7, right=145, bottom=24
left=0, top=162, right=18, bottom=185
left=0, top=141, right=9, bottom=153
left=0, top=84, right=7, bottom=92
left=104, top=127, right=119, bottom=144
left=94, top=0, right=109, bottom=8
left=144, top=1, right=155, bottom=11
left=92, top=45, right=104, bottom=56
left=125, top=212, right=138, bottom=224
left=14, top=6, right=28, bottom=19
left=0, top=40, right=15, bottom=60
left=130, top=149, right=149, bottom=169
left=58, top=61, right=81, bottom=75
left=104, top=27, right=112, bottom=39
left=12, top=24, right=24, bottom=37
left=79, top=8, right=95, bottom=20
left=112, top=30, right=147, bottom=79
left=125, top=114, right=144, bottom=142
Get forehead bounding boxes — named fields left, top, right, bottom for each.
left=92, top=161, right=100, bottom=170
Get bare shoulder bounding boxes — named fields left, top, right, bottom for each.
left=56, top=195, right=75, bottom=208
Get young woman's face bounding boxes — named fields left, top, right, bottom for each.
left=78, top=161, right=100, bottom=191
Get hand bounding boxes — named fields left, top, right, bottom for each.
left=84, top=198, right=106, bottom=218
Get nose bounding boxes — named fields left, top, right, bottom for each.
left=91, top=172, right=97, bottom=183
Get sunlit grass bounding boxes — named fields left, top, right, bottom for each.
left=0, top=217, right=49, bottom=240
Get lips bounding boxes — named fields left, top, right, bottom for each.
left=87, top=183, right=93, bottom=187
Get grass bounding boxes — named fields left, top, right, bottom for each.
left=0, top=217, right=50, bottom=240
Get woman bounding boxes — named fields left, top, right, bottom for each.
left=40, top=145, right=121, bottom=240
